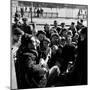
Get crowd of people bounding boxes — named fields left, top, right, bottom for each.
left=12, top=13, right=87, bottom=89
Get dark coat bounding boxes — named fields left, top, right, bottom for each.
left=21, top=24, right=32, bottom=34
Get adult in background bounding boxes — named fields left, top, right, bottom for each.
left=15, top=10, right=21, bottom=20
left=52, top=20, right=60, bottom=34
left=12, top=17, right=21, bottom=31
left=37, top=8, right=40, bottom=17
left=76, top=21, right=81, bottom=31
left=20, top=7, right=24, bottom=18
left=68, top=22, right=77, bottom=37
left=40, top=8, right=43, bottom=17
left=76, top=27, right=87, bottom=85
left=15, top=34, right=47, bottom=88
left=59, top=22, right=67, bottom=38
left=44, top=24, right=51, bottom=38
left=21, top=18, right=32, bottom=34
left=79, top=19, right=85, bottom=28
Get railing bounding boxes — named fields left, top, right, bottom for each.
left=12, top=11, right=87, bottom=20
left=20, top=11, right=58, bottom=18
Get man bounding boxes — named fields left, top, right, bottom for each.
left=15, top=10, right=21, bottom=19
left=37, top=8, right=40, bottom=17
left=76, top=27, right=87, bottom=85
left=44, top=24, right=51, bottom=38
left=12, top=17, right=21, bottom=30
left=76, top=21, right=81, bottom=31
left=68, top=22, right=77, bottom=37
left=52, top=20, right=60, bottom=34
left=79, top=19, right=85, bottom=28
left=21, top=18, right=32, bottom=34
left=12, top=27, right=24, bottom=46
left=21, top=7, right=24, bottom=17
left=40, top=8, right=43, bottom=17
left=15, top=34, right=48, bottom=88
left=60, top=39, right=77, bottom=75
left=59, top=22, right=67, bottom=37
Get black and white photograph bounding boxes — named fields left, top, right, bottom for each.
left=11, top=0, right=88, bottom=89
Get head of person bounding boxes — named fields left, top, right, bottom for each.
left=22, top=17, right=28, bottom=24
left=51, top=33, right=59, bottom=45
left=80, top=27, right=87, bottom=41
left=74, top=33, right=79, bottom=40
left=36, top=30, right=46, bottom=41
left=67, top=30, right=73, bottom=38
left=77, top=21, right=80, bottom=25
left=71, top=22, right=75, bottom=28
left=50, top=28, right=57, bottom=35
left=21, top=34, right=37, bottom=50
left=51, top=45, right=58, bottom=54
left=61, top=22, right=65, bottom=28
left=44, top=24, right=50, bottom=32
left=66, top=36, right=72, bottom=45
left=12, top=28, right=24, bottom=45
left=60, top=37, right=66, bottom=47
left=61, top=29, right=67, bottom=37
left=54, top=20, right=58, bottom=27
left=80, top=19, right=83, bottom=24
left=14, top=17, right=20, bottom=24
left=43, top=37, right=50, bottom=49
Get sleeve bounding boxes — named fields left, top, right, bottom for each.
left=27, top=56, right=45, bottom=73
left=28, top=26, right=32, bottom=34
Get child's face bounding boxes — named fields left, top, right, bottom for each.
left=38, top=34, right=45, bottom=41
left=43, top=41, right=48, bottom=48
left=52, top=46, right=57, bottom=54
left=51, top=36, right=58, bottom=43
left=67, top=37, right=72, bottom=44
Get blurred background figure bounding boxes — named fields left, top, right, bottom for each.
left=59, top=22, right=67, bottom=38
left=68, top=22, right=77, bottom=37
left=20, top=7, right=24, bottom=18
left=44, top=24, right=50, bottom=38
left=52, top=20, right=60, bottom=34
left=21, top=18, right=32, bottom=34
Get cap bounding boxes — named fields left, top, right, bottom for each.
left=51, top=33, right=59, bottom=38
left=43, top=37, right=50, bottom=43
left=36, top=30, right=46, bottom=36
left=23, top=50, right=38, bottom=58
left=71, top=22, right=75, bottom=25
